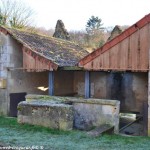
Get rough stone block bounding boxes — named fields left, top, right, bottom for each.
left=18, top=101, right=73, bottom=131
left=73, top=99, right=120, bottom=133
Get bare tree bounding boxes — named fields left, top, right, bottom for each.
left=0, top=0, right=34, bottom=28
left=69, top=30, right=87, bottom=46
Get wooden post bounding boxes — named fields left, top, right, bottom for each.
left=49, top=71, right=54, bottom=96
left=85, top=71, right=90, bottom=98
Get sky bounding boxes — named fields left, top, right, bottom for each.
left=24, top=0, right=150, bottom=31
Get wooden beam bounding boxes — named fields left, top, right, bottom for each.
left=85, top=71, right=90, bottom=98
left=48, top=71, right=54, bottom=96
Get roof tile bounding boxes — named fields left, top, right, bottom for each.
left=1, top=27, right=89, bottom=67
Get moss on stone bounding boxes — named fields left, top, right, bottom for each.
left=59, top=121, right=71, bottom=131
left=26, top=95, right=68, bottom=103
left=17, top=105, right=22, bottom=111
left=25, top=94, right=120, bottom=107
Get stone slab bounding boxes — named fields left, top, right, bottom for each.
left=18, top=101, right=73, bottom=131
left=87, top=124, right=114, bottom=137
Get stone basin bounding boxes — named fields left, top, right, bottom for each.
left=18, top=94, right=120, bottom=133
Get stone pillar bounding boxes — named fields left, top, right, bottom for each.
left=53, top=20, right=70, bottom=40
left=48, top=71, right=54, bottom=96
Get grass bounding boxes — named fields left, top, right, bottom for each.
left=0, top=116, right=150, bottom=150
left=0, top=116, right=69, bottom=135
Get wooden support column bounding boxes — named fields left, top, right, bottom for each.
left=49, top=71, right=54, bottom=96
left=85, top=71, right=90, bottom=99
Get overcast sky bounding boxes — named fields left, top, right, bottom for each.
left=24, top=0, right=150, bottom=31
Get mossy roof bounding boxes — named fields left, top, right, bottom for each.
left=2, top=27, right=89, bottom=67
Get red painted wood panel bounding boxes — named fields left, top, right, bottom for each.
left=84, top=62, right=92, bottom=70
left=22, top=47, right=58, bottom=72
left=130, top=31, right=139, bottom=71
left=139, top=24, right=149, bottom=70
left=81, top=22, right=149, bottom=72
left=93, top=57, right=100, bottom=70
left=103, top=52, right=110, bottom=70
left=120, top=38, right=128, bottom=70
left=79, top=14, right=150, bottom=72
left=109, top=45, right=119, bottom=69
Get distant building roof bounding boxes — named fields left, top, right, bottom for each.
left=0, top=26, right=88, bottom=68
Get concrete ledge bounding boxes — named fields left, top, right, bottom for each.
left=71, top=98, right=119, bottom=106
left=26, top=94, right=67, bottom=103
left=19, top=100, right=71, bottom=107
left=26, top=94, right=119, bottom=106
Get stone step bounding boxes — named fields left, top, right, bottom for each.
left=87, top=124, right=114, bottom=137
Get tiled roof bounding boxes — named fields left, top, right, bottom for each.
left=1, top=27, right=89, bottom=67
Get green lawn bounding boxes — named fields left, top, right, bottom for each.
left=0, top=116, right=150, bottom=150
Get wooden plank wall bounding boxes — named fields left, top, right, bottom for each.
left=22, top=47, right=58, bottom=72
left=84, top=24, right=150, bottom=72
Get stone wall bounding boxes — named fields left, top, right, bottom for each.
left=73, top=71, right=148, bottom=113
left=73, top=99, right=120, bottom=133
left=0, top=89, right=7, bottom=115
left=90, top=72, right=108, bottom=98
left=73, top=71, right=85, bottom=97
left=107, top=72, right=148, bottom=113
left=18, top=100, right=73, bottom=131
left=54, top=71, right=74, bottom=96
left=6, top=33, right=49, bottom=95
left=0, top=32, right=12, bottom=115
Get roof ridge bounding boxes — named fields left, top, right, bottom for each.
left=1, top=26, right=81, bottom=46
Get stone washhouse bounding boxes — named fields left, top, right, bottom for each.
left=0, top=14, right=150, bottom=135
